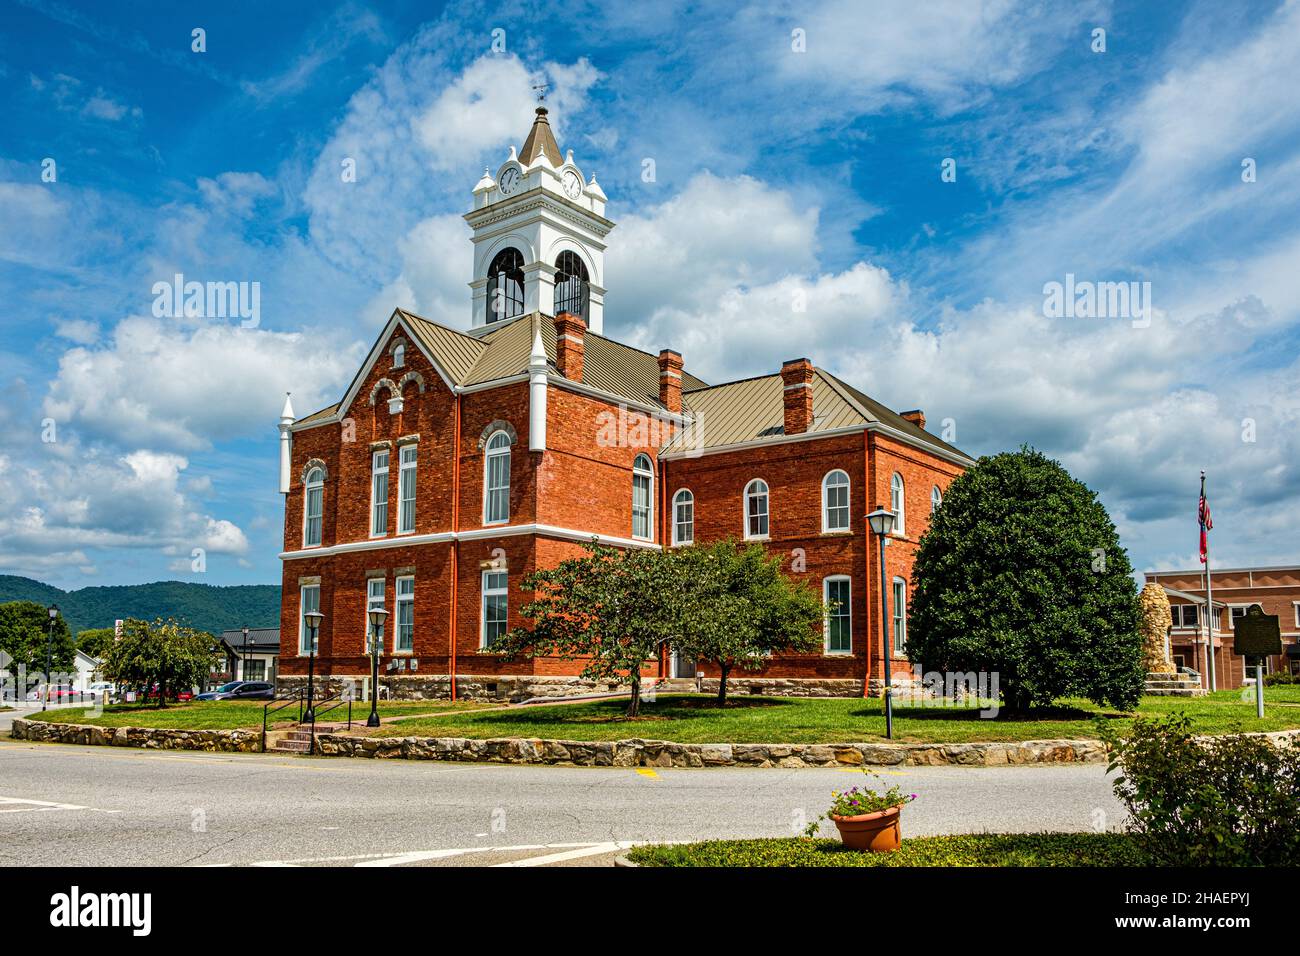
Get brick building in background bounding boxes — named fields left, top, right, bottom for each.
left=1147, top=565, right=1300, bottom=689
left=275, top=107, right=973, bottom=701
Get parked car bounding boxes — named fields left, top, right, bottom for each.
left=140, top=684, right=195, bottom=702
left=194, top=681, right=247, bottom=701
left=195, top=681, right=274, bottom=701
left=87, top=681, right=116, bottom=702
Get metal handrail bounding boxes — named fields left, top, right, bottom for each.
left=261, top=690, right=304, bottom=753
left=304, top=692, right=354, bottom=753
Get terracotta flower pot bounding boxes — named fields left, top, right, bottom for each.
left=830, top=804, right=903, bottom=852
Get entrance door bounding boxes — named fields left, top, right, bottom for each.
left=671, top=649, right=695, bottom=679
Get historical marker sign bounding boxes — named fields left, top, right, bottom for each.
left=1232, top=604, right=1282, bottom=657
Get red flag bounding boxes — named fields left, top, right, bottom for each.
left=1198, top=484, right=1213, bottom=564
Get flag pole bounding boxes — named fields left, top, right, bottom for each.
left=1202, top=470, right=1217, bottom=692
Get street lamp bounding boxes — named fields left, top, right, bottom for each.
left=866, top=508, right=896, bottom=739
left=241, top=625, right=250, bottom=681
left=44, top=604, right=59, bottom=712
left=303, top=610, right=324, bottom=723
left=366, top=607, right=388, bottom=728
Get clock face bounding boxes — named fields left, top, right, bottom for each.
left=498, top=167, right=521, bottom=195
left=562, top=169, right=583, bottom=199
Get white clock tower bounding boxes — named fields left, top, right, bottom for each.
left=464, top=106, right=613, bottom=334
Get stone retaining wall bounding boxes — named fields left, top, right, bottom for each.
left=276, top=674, right=617, bottom=703
left=10, top=718, right=261, bottom=752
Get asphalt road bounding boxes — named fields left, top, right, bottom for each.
left=0, top=734, right=1126, bottom=866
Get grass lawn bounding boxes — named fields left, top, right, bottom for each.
left=25, top=699, right=496, bottom=731
left=625, top=833, right=1149, bottom=867
left=374, top=688, right=1300, bottom=744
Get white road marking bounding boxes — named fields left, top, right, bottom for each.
left=226, top=841, right=640, bottom=868
left=491, top=841, right=634, bottom=867
left=0, top=795, right=120, bottom=814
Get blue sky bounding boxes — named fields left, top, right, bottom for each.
left=2, top=0, right=1299, bottom=590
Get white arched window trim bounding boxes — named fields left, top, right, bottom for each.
left=632, top=454, right=654, bottom=541
left=483, top=430, right=511, bottom=525
left=821, top=469, right=851, bottom=533
left=744, top=478, right=770, bottom=540
left=672, top=489, right=694, bottom=546
left=890, top=472, right=906, bottom=536
left=931, top=484, right=943, bottom=514
left=302, top=466, right=324, bottom=547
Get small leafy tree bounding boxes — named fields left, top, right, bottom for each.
left=77, top=627, right=117, bottom=661
left=0, top=601, right=75, bottom=690
left=101, top=618, right=219, bottom=707
left=907, top=446, right=1145, bottom=711
left=674, top=540, right=824, bottom=705
left=494, top=542, right=690, bottom=717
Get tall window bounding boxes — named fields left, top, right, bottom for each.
left=822, top=470, right=850, bottom=532
left=299, top=584, right=320, bottom=654
left=931, top=485, right=942, bottom=514
left=672, top=489, right=694, bottom=545
left=824, top=577, right=851, bottom=654
left=484, top=431, right=511, bottom=524
left=370, top=450, right=389, bottom=537
left=303, top=467, right=324, bottom=547
left=398, top=444, right=417, bottom=534
left=892, top=577, right=907, bottom=655
left=632, top=454, right=653, bottom=540
left=481, top=571, right=508, bottom=648
left=554, top=250, right=590, bottom=319
left=395, top=576, right=414, bottom=652
left=745, top=479, right=769, bottom=539
left=487, top=248, right=525, bottom=323
left=392, top=343, right=405, bottom=368
left=366, top=578, right=385, bottom=654
left=890, top=472, right=906, bottom=535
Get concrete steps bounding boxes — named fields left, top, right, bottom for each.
left=1144, top=672, right=1205, bottom=697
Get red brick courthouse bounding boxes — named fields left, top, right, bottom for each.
left=276, top=108, right=973, bottom=700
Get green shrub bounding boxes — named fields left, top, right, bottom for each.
left=626, top=833, right=1148, bottom=867
left=1101, top=713, right=1300, bottom=866
left=1263, top=671, right=1299, bottom=687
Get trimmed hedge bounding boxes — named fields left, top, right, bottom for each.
left=625, top=833, right=1150, bottom=867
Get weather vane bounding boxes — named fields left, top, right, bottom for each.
left=532, top=82, right=549, bottom=104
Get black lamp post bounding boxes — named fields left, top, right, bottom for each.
left=44, top=604, right=59, bottom=712
left=366, top=607, right=388, bottom=728
left=241, top=625, right=250, bottom=681
left=866, top=508, right=897, bottom=739
left=303, top=610, right=323, bottom=723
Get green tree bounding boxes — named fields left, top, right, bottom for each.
left=907, top=447, right=1145, bottom=711
left=494, top=541, right=691, bottom=717
left=0, top=601, right=75, bottom=689
left=77, top=627, right=116, bottom=661
left=674, top=540, right=824, bottom=705
left=100, top=618, right=219, bottom=707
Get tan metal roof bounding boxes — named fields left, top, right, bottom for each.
left=517, top=107, right=563, bottom=167
left=821, top=372, right=968, bottom=459
left=296, top=403, right=340, bottom=426
left=398, top=310, right=488, bottom=383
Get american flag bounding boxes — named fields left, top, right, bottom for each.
left=1198, top=475, right=1213, bottom=564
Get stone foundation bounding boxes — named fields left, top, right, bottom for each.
left=699, top=677, right=866, bottom=698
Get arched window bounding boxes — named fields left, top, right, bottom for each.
left=744, top=479, right=769, bottom=539
left=890, top=472, right=905, bottom=535
left=632, top=453, right=654, bottom=540
left=822, top=470, right=850, bottom=532
left=484, top=431, right=511, bottom=524
left=554, top=250, right=589, bottom=319
left=487, top=248, right=525, bottom=323
left=672, top=489, right=694, bottom=545
left=931, top=485, right=942, bottom=514
left=392, top=343, right=405, bottom=368
left=303, top=467, right=324, bottom=547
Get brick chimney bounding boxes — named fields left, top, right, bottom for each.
left=900, top=409, right=926, bottom=430
left=554, top=311, right=585, bottom=382
left=657, top=349, right=683, bottom=414
left=780, top=358, right=814, bottom=435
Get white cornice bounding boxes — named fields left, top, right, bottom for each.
left=280, top=523, right=659, bottom=561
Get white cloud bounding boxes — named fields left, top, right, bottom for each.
left=54, top=318, right=98, bottom=345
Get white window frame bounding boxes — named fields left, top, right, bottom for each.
left=366, top=577, right=385, bottom=654
left=931, top=485, right=942, bottom=514
left=821, top=469, right=850, bottom=533
left=392, top=343, right=405, bottom=368
left=1293, top=602, right=1300, bottom=629
left=823, top=576, right=852, bottom=655
left=632, top=454, right=654, bottom=541
left=890, top=472, right=906, bottom=536
left=370, top=449, right=389, bottom=538
left=672, top=489, right=694, bottom=546
left=744, top=478, right=770, bottom=540
left=481, top=570, right=508, bottom=648
left=483, top=431, right=511, bottom=525
left=395, top=575, right=414, bottom=653
left=302, top=467, right=324, bottom=547
left=298, top=585, right=320, bottom=655
left=397, top=444, right=417, bottom=535
left=892, top=577, right=907, bottom=656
